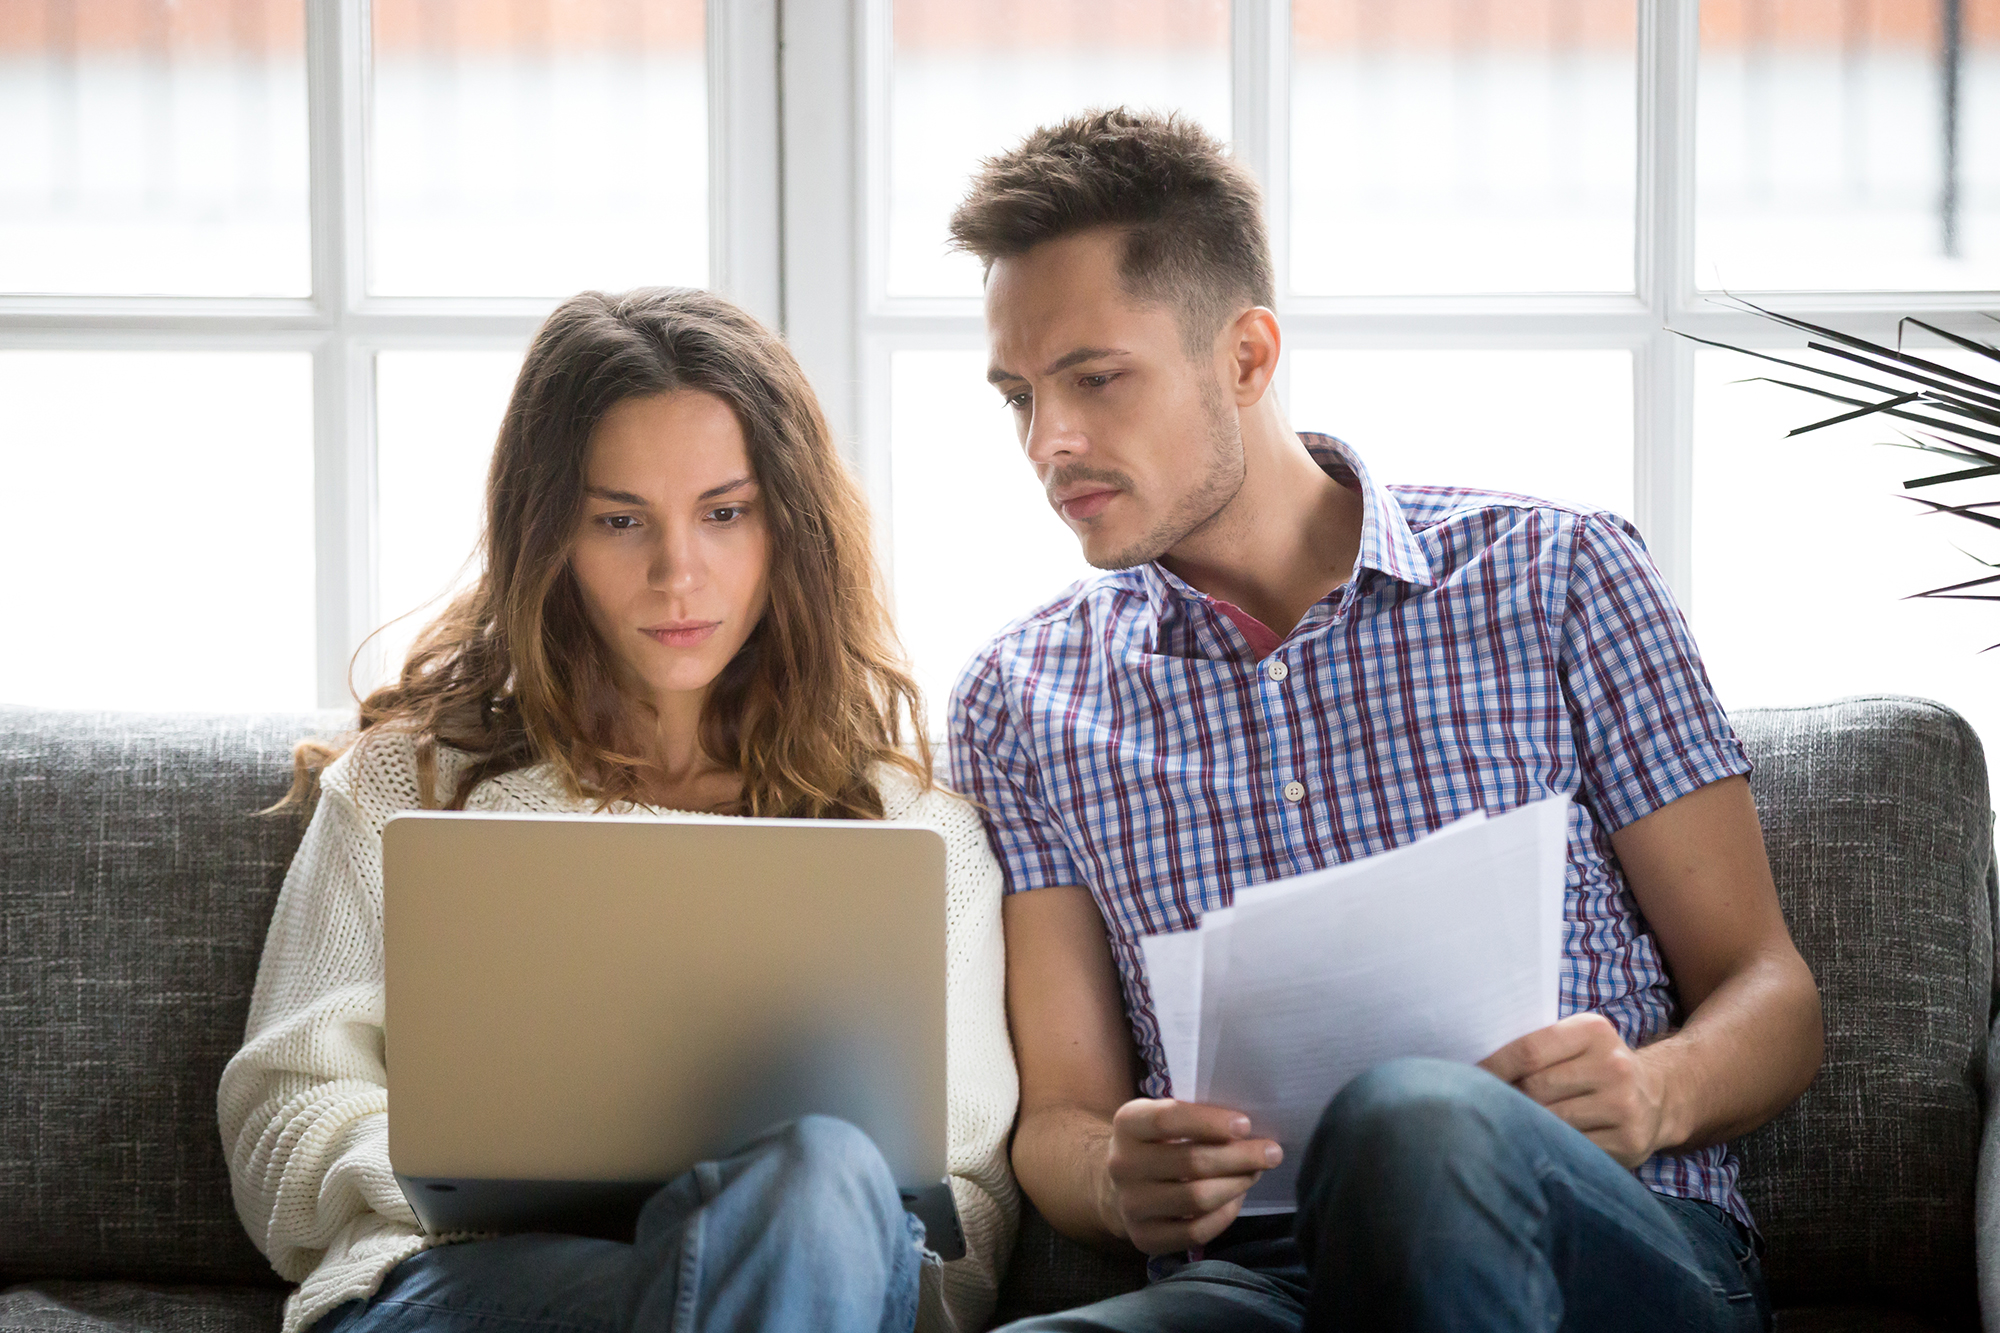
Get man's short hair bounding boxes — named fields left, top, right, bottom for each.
left=948, top=107, right=1276, bottom=354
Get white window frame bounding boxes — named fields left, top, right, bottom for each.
left=7, top=0, right=1996, bottom=710
left=777, top=0, right=2000, bottom=613
left=0, top=0, right=781, bottom=708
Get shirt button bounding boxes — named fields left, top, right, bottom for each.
left=1265, top=658, right=1289, bottom=682
left=1283, top=780, right=1306, bottom=803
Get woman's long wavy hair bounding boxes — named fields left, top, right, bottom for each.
left=284, top=287, right=930, bottom=818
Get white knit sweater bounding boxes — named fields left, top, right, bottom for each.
left=218, top=731, right=1019, bottom=1333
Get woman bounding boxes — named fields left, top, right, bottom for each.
left=218, top=289, right=1019, bottom=1333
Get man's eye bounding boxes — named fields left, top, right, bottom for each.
left=1080, top=373, right=1112, bottom=388
left=1003, top=392, right=1030, bottom=411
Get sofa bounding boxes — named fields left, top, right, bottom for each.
left=1, top=695, right=1994, bottom=1331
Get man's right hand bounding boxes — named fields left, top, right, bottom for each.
left=1006, top=885, right=1281, bottom=1254
left=1101, top=1098, right=1282, bottom=1253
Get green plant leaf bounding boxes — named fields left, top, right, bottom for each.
left=1730, top=297, right=2000, bottom=401
left=1906, top=495, right=2000, bottom=532
left=1787, top=391, right=1923, bottom=436
left=1804, top=342, right=2000, bottom=417
left=1901, top=318, right=2000, bottom=366
left=1749, top=378, right=2000, bottom=448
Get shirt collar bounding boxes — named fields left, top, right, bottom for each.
left=1139, top=431, right=1436, bottom=617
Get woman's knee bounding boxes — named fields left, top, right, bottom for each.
left=756, top=1115, right=903, bottom=1224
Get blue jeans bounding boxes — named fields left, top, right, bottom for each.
left=998, top=1058, right=1771, bottom=1332
left=315, top=1116, right=925, bottom=1333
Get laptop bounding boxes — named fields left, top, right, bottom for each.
left=380, top=809, right=963, bottom=1259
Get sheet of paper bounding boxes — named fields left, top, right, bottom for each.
left=1208, top=796, right=1568, bottom=1209
left=1137, top=927, right=1202, bottom=1100
left=1192, top=905, right=1235, bottom=1103
left=1198, top=809, right=1491, bottom=1111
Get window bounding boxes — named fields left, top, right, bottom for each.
left=7, top=0, right=1998, bottom=790
left=1, top=0, right=774, bottom=709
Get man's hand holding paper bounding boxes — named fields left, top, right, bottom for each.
left=1140, top=795, right=1571, bottom=1212
left=1098, top=1099, right=1282, bottom=1254
left=1481, top=1011, right=1673, bottom=1170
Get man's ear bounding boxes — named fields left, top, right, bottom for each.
left=1223, top=306, right=1282, bottom=408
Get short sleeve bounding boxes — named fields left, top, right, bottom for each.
left=1558, top=512, right=1751, bottom=831
left=946, top=643, right=1086, bottom=895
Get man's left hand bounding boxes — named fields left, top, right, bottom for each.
left=1479, top=1012, right=1671, bottom=1169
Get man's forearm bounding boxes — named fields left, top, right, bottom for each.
left=1641, top=945, right=1823, bottom=1155
left=1011, top=1102, right=1126, bottom=1250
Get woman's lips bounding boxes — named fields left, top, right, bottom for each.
left=1059, top=489, right=1119, bottom=521
left=643, top=622, right=720, bottom=648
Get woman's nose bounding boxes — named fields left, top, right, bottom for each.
left=649, top=528, right=704, bottom=592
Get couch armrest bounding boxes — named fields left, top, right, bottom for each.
left=1980, top=847, right=2000, bottom=1333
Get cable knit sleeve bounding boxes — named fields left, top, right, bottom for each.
left=216, top=744, right=431, bottom=1333
left=900, top=780, right=1022, bottom=1333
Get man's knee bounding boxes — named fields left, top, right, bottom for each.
left=1301, top=1058, right=1523, bottom=1201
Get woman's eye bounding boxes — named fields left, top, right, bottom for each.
left=707, top=505, right=745, bottom=524
left=599, top=514, right=640, bottom=531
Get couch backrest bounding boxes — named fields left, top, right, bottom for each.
left=1732, top=696, right=1996, bottom=1325
left=0, top=706, right=342, bottom=1286
left=4, top=698, right=1996, bottom=1312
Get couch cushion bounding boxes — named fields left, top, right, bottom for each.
left=0, top=1283, right=283, bottom=1333
left=1732, top=697, right=1994, bottom=1327
left=0, top=708, right=348, bottom=1286
left=990, top=1202, right=1147, bottom=1324
left=1773, top=1308, right=1965, bottom=1332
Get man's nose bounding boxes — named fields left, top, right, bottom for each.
left=1023, top=399, right=1085, bottom=466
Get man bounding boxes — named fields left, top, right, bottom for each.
left=944, top=109, right=1821, bottom=1332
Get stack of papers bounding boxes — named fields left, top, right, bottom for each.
left=1138, top=795, right=1569, bottom=1211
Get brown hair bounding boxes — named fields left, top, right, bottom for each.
left=947, top=107, right=1275, bottom=352
left=284, top=287, right=929, bottom=819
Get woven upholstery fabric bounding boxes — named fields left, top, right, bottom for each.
left=1773, top=1309, right=1964, bottom=1332
left=990, top=1203, right=1146, bottom=1323
left=0, top=1284, right=285, bottom=1333
left=1733, top=697, right=1994, bottom=1328
left=0, top=708, right=347, bottom=1287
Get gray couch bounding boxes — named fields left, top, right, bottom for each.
left=2, top=697, right=1994, bottom=1331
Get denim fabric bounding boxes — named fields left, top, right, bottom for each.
left=313, top=1117, right=924, bottom=1333
left=996, top=1059, right=1770, bottom=1333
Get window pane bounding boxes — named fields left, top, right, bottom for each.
left=1286, top=349, right=1636, bottom=518
left=0, top=351, right=315, bottom=710
left=1690, top=348, right=2000, bottom=795
left=889, top=0, right=1231, bottom=299
left=369, top=0, right=706, bottom=298
left=890, top=350, right=1094, bottom=728
left=373, top=349, right=523, bottom=690
left=0, top=0, right=309, bottom=296
left=1696, top=0, right=2000, bottom=291
left=1290, top=0, right=1638, bottom=296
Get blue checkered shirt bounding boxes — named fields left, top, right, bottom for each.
left=947, top=433, right=1755, bottom=1228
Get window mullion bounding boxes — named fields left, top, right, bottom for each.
left=708, top=0, right=782, bottom=331
left=778, top=0, right=864, bottom=452
left=1633, top=0, right=1700, bottom=606
left=306, top=0, right=376, bottom=708
left=1235, top=0, right=1291, bottom=406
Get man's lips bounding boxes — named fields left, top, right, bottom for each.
left=643, top=622, right=720, bottom=648
left=1055, top=488, right=1119, bottom=521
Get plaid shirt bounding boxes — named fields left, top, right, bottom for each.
left=947, top=433, right=1755, bottom=1227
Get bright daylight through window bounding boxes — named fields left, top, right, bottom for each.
left=1, top=0, right=1996, bottom=795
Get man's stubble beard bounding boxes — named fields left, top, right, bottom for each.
left=1087, top=375, right=1247, bottom=572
